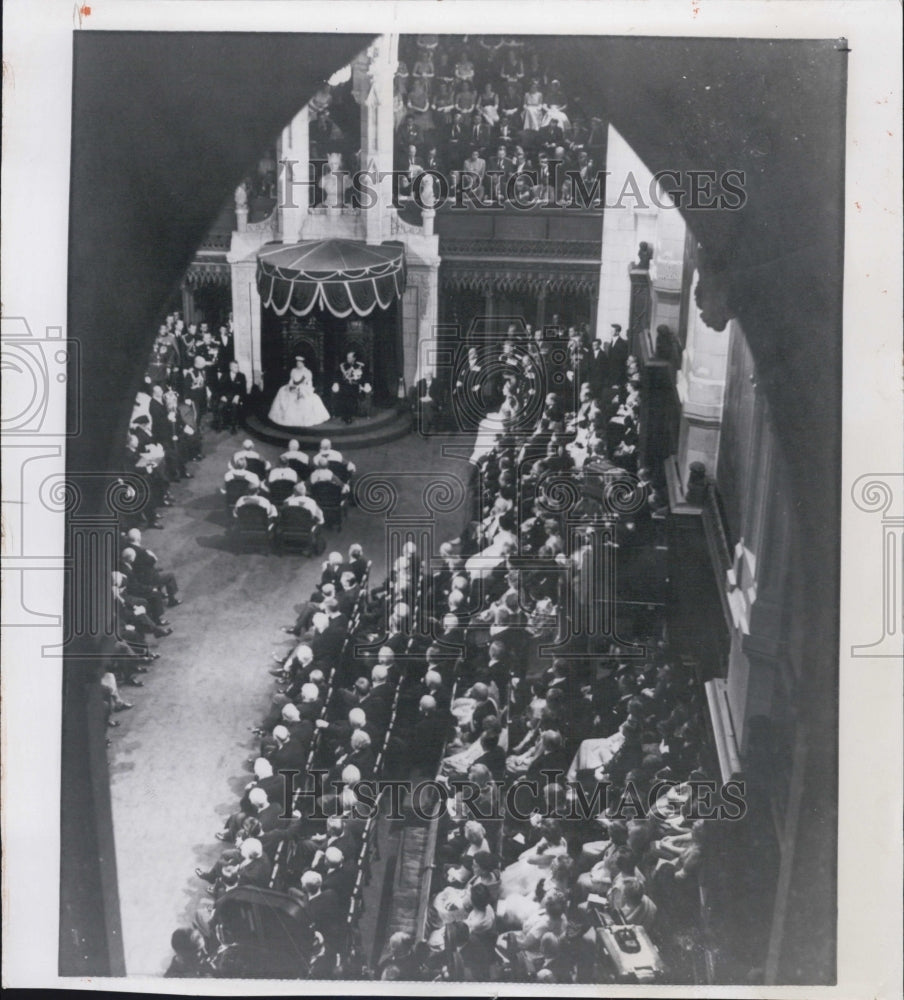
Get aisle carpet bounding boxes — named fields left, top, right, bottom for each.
left=108, top=424, right=470, bottom=974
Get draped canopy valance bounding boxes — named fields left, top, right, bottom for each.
left=257, top=239, right=407, bottom=319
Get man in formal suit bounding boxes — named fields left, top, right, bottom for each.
left=267, top=724, right=309, bottom=772
left=321, top=596, right=349, bottom=639
left=469, top=113, right=491, bottom=156
left=399, top=144, right=424, bottom=198
left=125, top=528, right=181, bottom=605
left=586, top=338, right=610, bottom=397
left=607, top=323, right=630, bottom=386
left=320, top=846, right=356, bottom=902
left=329, top=727, right=375, bottom=782
left=213, top=360, right=247, bottom=433
left=227, top=786, right=284, bottom=843
left=148, top=383, right=171, bottom=442
left=316, top=706, right=382, bottom=758
left=215, top=837, right=272, bottom=894
left=412, top=370, right=447, bottom=434
left=399, top=695, right=450, bottom=777
left=238, top=757, right=288, bottom=817
left=346, top=543, right=368, bottom=584
left=308, top=611, right=346, bottom=670
left=291, top=871, right=343, bottom=942
left=472, top=730, right=507, bottom=782
left=119, top=547, right=168, bottom=624
left=336, top=571, right=360, bottom=617
left=445, top=111, right=467, bottom=166
left=358, top=664, right=394, bottom=735
left=485, top=143, right=514, bottom=202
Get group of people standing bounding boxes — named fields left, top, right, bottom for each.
left=148, top=311, right=248, bottom=433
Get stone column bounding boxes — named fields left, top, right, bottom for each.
left=230, top=258, right=263, bottom=389
left=357, top=34, right=398, bottom=246
left=403, top=260, right=440, bottom=383
left=674, top=270, right=730, bottom=489
left=279, top=105, right=310, bottom=244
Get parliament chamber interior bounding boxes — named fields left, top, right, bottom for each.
left=61, top=30, right=843, bottom=988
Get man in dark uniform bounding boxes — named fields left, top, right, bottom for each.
left=334, top=350, right=365, bottom=424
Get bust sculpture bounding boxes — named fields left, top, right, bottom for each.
left=319, top=152, right=347, bottom=209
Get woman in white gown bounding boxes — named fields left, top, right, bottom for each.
left=268, top=357, right=331, bottom=427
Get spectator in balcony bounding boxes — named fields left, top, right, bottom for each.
left=446, top=111, right=468, bottom=167
left=394, top=59, right=410, bottom=97
left=406, top=77, right=433, bottom=134
left=523, top=79, right=545, bottom=132
left=432, top=80, right=455, bottom=129
left=468, top=111, right=492, bottom=155
left=463, top=146, right=487, bottom=185
left=454, top=48, right=475, bottom=85
left=397, top=115, right=422, bottom=158
left=412, top=49, right=435, bottom=91
left=399, top=143, right=424, bottom=200
left=500, top=47, right=524, bottom=85
left=540, top=79, right=570, bottom=131
left=453, top=85, right=476, bottom=127
left=392, top=76, right=407, bottom=131
left=478, top=80, right=500, bottom=128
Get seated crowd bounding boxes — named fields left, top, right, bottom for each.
left=225, top=437, right=356, bottom=543
left=169, top=537, right=461, bottom=977
left=393, top=34, right=606, bottom=205
left=367, top=318, right=716, bottom=984
left=165, top=310, right=711, bottom=982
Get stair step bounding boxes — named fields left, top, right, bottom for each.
left=244, top=407, right=412, bottom=450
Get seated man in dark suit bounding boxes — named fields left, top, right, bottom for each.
left=397, top=695, right=450, bottom=778
left=213, top=359, right=247, bottom=432
left=336, top=570, right=360, bottom=617
left=218, top=757, right=289, bottom=842
left=289, top=871, right=343, bottom=942
left=125, top=527, right=181, bottom=605
left=210, top=837, right=272, bottom=897
left=328, top=728, right=375, bottom=782
left=357, top=664, right=394, bottom=735
left=411, top=370, right=448, bottom=434
left=320, top=845, right=356, bottom=903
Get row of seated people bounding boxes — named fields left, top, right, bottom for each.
left=99, top=527, right=183, bottom=743
left=222, top=438, right=356, bottom=545
left=168, top=542, right=465, bottom=977
left=393, top=35, right=604, bottom=200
